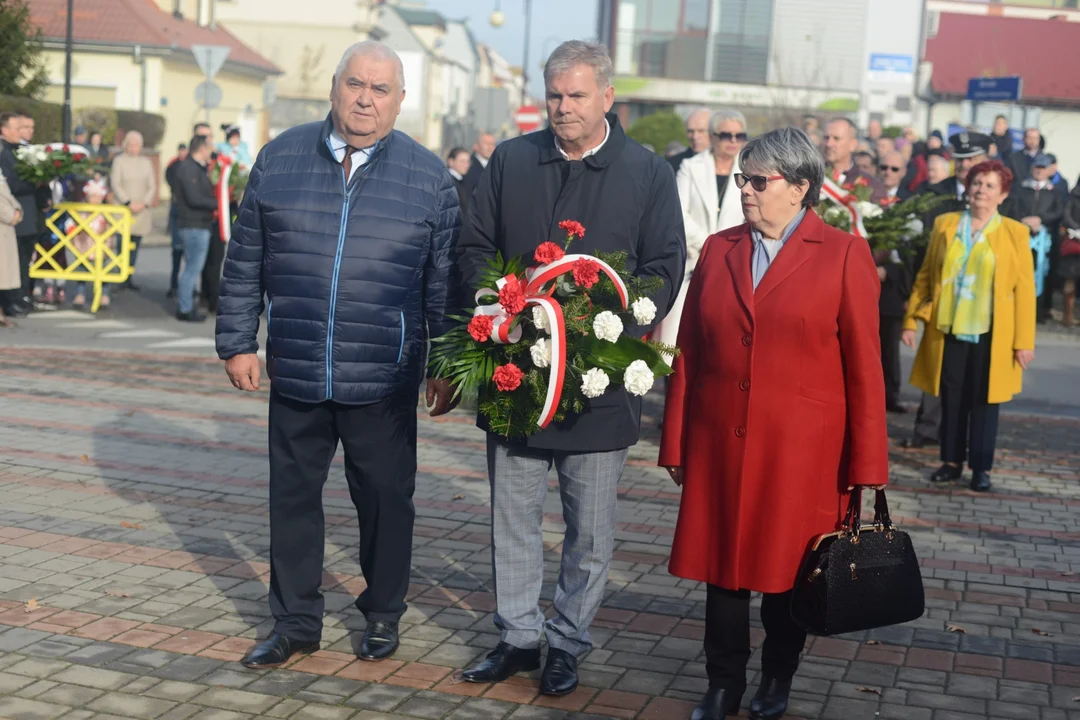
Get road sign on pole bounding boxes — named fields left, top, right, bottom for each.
left=191, top=45, right=231, bottom=79
left=191, top=45, right=231, bottom=123
left=514, top=104, right=542, bottom=133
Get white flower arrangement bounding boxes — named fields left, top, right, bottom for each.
left=623, top=360, right=656, bottom=397
left=631, top=297, right=657, bottom=325
left=856, top=201, right=884, bottom=220
left=532, top=305, right=550, bottom=333
left=581, top=367, right=610, bottom=398
left=592, top=311, right=623, bottom=343
left=530, top=337, right=551, bottom=369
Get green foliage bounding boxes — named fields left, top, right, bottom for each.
left=116, top=109, right=166, bottom=150
left=818, top=190, right=949, bottom=257
left=0, top=0, right=47, bottom=99
left=75, top=107, right=118, bottom=146
left=627, top=111, right=686, bottom=152
left=0, top=94, right=165, bottom=147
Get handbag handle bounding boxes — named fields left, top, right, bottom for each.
left=843, top=487, right=894, bottom=536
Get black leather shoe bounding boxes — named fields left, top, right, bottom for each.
left=176, top=310, right=207, bottom=323
left=886, top=401, right=909, bottom=414
left=930, top=463, right=963, bottom=483
left=691, top=687, right=743, bottom=719
left=3, top=304, right=28, bottom=318
left=970, top=471, right=991, bottom=492
left=240, top=632, right=318, bottom=669
left=749, top=677, right=792, bottom=719
left=540, top=648, right=578, bottom=696
left=461, top=642, right=541, bottom=683
left=901, top=436, right=938, bottom=449
left=359, top=620, right=399, bottom=661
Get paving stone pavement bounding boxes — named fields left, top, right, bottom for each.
left=0, top=347, right=1078, bottom=720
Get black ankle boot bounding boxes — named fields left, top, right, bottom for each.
left=691, top=687, right=742, bottom=720
left=749, top=676, right=792, bottom=719
left=930, top=463, right=963, bottom=483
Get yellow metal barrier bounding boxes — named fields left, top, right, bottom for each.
left=30, top=203, right=133, bottom=313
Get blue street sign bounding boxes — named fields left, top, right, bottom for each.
left=869, top=54, right=914, bottom=74
left=966, top=76, right=1022, bottom=102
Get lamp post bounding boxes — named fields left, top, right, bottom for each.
left=62, top=0, right=74, bottom=142
left=490, top=0, right=534, bottom=106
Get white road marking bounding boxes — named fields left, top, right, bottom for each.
left=146, top=337, right=217, bottom=349
left=98, top=329, right=183, bottom=339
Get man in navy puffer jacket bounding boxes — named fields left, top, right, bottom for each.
left=215, top=41, right=460, bottom=670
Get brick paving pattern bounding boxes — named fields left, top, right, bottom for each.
left=0, top=346, right=1078, bottom=719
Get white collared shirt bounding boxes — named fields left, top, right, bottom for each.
left=476, top=154, right=489, bottom=169
left=887, top=186, right=899, bottom=198
left=555, top=119, right=611, bottom=161
left=328, top=130, right=377, bottom=182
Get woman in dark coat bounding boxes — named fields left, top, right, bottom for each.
left=659, top=128, right=889, bottom=720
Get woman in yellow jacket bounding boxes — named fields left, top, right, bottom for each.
left=902, top=159, right=1036, bottom=493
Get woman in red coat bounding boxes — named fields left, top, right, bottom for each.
left=659, top=127, right=890, bottom=720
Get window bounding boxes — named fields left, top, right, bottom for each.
left=683, top=0, right=710, bottom=32
left=712, top=0, right=773, bottom=84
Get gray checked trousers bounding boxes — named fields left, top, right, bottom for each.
left=486, top=436, right=628, bottom=657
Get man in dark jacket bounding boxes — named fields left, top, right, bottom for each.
left=822, top=117, right=887, bottom=202
left=990, top=115, right=1013, bottom=162
left=668, top=107, right=711, bottom=176
left=462, top=131, right=495, bottom=196
left=172, top=135, right=218, bottom=322
left=446, top=146, right=471, bottom=214
left=457, top=41, right=685, bottom=697
left=215, top=41, right=459, bottom=671
left=1007, top=127, right=1042, bottom=183
left=0, top=112, right=40, bottom=313
left=165, top=142, right=188, bottom=297
left=1004, top=153, right=1065, bottom=322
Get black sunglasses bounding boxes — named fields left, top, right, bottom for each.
left=879, top=164, right=903, bottom=172
left=712, top=131, right=748, bottom=142
left=733, top=173, right=784, bottom=192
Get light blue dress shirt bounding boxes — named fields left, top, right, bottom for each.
left=328, top=131, right=376, bottom=183
left=751, top=208, right=807, bottom=290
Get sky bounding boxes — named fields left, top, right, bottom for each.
left=423, top=0, right=600, bottom=98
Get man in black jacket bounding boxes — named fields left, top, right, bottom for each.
left=990, top=115, right=1013, bottom=163
left=457, top=41, right=685, bottom=696
left=0, top=112, right=40, bottom=314
left=1004, top=153, right=1065, bottom=322
left=667, top=107, right=711, bottom=176
left=173, top=135, right=218, bottom=322
left=462, top=131, right=495, bottom=196
left=1007, top=127, right=1042, bottom=183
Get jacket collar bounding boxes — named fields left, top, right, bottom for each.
left=725, top=209, right=826, bottom=321
left=538, top=112, right=625, bottom=168
left=318, top=113, right=392, bottom=163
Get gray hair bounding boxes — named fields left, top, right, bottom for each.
left=739, top=127, right=825, bottom=207
left=710, top=109, right=746, bottom=133
left=544, top=41, right=613, bottom=89
left=927, top=154, right=950, bottom=171
left=335, top=41, right=405, bottom=90
left=826, top=116, right=858, bottom=139
left=124, top=130, right=144, bottom=151
left=685, top=107, right=711, bottom=127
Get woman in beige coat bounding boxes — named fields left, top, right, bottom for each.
left=109, top=130, right=156, bottom=289
left=0, top=173, right=23, bottom=327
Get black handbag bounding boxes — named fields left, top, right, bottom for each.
left=790, top=487, right=925, bottom=636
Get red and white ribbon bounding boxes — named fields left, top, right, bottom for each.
left=473, top=253, right=630, bottom=429
left=215, top=155, right=233, bottom=242
left=821, top=176, right=866, bottom=239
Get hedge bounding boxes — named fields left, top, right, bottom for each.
left=0, top=93, right=165, bottom=148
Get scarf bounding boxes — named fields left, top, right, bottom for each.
left=937, top=212, right=998, bottom=343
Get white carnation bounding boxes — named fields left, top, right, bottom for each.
left=631, top=297, right=657, bottom=325
left=623, top=360, right=655, bottom=397
left=592, top=311, right=623, bottom=343
left=824, top=204, right=848, bottom=224
left=856, top=201, right=884, bottom=219
left=532, top=305, right=550, bottom=332
left=581, top=368, right=610, bottom=398
left=530, top=337, right=551, bottom=368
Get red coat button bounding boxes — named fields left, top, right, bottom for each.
left=740, top=380, right=750, bottom=391
left=735, top=426, right=746, bottom=438
left=741, top=334, right=752, bottom=346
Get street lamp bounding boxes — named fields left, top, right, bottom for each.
left=490, top=0, right=533, bottom=106
left=489, top=1, right=505, bottom=28
left=62, top=0, right=74, bottom=142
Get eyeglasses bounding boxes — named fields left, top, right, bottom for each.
left=879, top=164, right=903, bottom=173
left=712, top=131, right=748, bottom=142
left=733, top=174, right=784, bottom=192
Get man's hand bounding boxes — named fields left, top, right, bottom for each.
left=130, top=202, right=146, bottom=213
left=225, top=353, right=261, bottom=391
left=901, top=329, right=917, bottom=348
left=1023, top=216, right=1042, bottom=232
left=10, top=209, right=21, bottom=226
left=425, top=378, right=459, bottom=417
left=877, top=266, right=887, bottom=282
left=1014, top=349, right=1035, bottom=370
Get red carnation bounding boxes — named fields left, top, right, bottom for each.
left=492, top=363, right=524, bottom=392
left=880, top=195, right=899, bottom=207
left=534, top=242, right=566, bottom=265
left=62, top=144, right=69, bottom=153
left=854, top=176, right=870, bottom=188
left=72, top=153, right=85, bottom=162
left=498, top=275, right=526, bottom=315
left=53, top=160, right=63, bottom=168
left=468, top=314, right=494, bottom=342
left=571, top=258, right=601, bottom=289
left=558, top=219, right=586, bottom=240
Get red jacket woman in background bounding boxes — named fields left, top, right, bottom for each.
left=659, top=128, right=890, bottom=720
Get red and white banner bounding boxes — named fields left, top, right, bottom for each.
left=820, top=176, right=867, bottom=239
left=473, top=253, right=630, bottom=429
